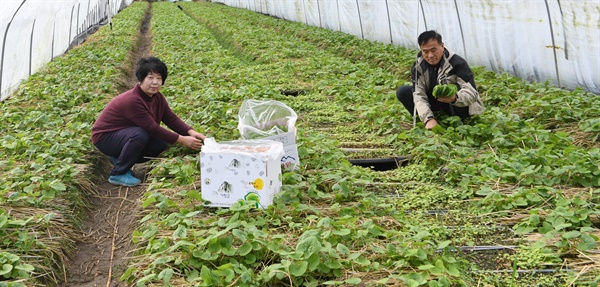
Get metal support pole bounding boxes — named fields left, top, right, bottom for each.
left=385, top=0, right=393, bottom=44
left=453, top=0, right=467, bottom=60
left=29, top=20, right=35, bottom=75
left=544, top=0, right=562, bottom=87
left=355, top=0, right=364, bottom=39
left=317, top=0, right=322, bottom=28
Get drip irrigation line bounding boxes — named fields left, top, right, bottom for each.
left=443, top=224, right=514, bottom=232
left=471, top=269, right=575, bottom=274
left=374, top=192, right=404, bottom=199
left=446, top=245, right=518, bottom=252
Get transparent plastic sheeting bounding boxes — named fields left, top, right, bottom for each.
left=215, top=0, right=600, bottom=94
left=237, top=99, right=298, bottom=140
left=0, top=0, right=133, bottom=101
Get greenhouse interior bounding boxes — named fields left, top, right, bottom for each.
left=1, top=0, right=598, bottom=286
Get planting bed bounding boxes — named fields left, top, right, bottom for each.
left=0, top=1, right=598, bottom=287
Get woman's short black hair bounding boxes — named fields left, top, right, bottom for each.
left=135, top=56, right=168, bottom=84
left=417, top=30, right=443, bottom=46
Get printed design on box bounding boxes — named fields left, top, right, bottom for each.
left=251, top=178, right=264, bottom=190
left=281, top=155, right=296, bottom=170
left=218, top=181, right=232, bottom=193
left=199, top=140, right=283, bottom=208
left=243, top=191, right=262, bottom=208
left=229, top=159, right=241, bottom=168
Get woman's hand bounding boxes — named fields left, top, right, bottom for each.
left=188, top=130, right=206, bottom=141
left=177, top=135, right=204, bottom=150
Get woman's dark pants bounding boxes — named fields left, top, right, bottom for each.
left=94, top=127, right=168, bottom=176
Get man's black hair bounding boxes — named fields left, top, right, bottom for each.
left=136, top=56, right=168, bottom=84
left=417, top=30, right=443, bottom=46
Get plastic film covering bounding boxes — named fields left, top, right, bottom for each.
left=213, top=0, right=600, bottom=94
left=0, top=0, right=134, bottom=101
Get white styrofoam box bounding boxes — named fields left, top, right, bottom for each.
left=258, top=128, right=299, bottom=171
left=200, top=138, right=284, bottom=208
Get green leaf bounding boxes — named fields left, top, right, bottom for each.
left=237, top=242, right=252, bottom=256
left=15, top=263, right=34, bottom=272
left=332, top=228, right=351, bottom=236
left=172, top=225, right=187, bottom=240
left=344, top=277, right=361, bottom=284
left=0, top=263, right=13, bottom=276
left=187, top=189, right=202, bottom=201
left=289, top=261, right=308, bottom=277
left=200, top=266, right=212, bottom=285
left=158, top=268, right=174, bottom=283
left=336, top=243, right=350, bottom=255
left=232, top=229, right=247, bottom=242
left=49, top=180, right=66, bottom=191
left=296, top=235, right=321, bottom=258
left=562, top=231, right=581, bottom=239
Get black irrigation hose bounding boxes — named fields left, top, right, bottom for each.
left=471, top=269, right=575, bottom=274
left=445, top=245, right=518, bottom=252
left=348, top=156, right=409, bottom=171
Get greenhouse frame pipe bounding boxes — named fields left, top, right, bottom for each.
left=385, top=0, right=393, bottom=44
left=544, top=0, right=561, bottom=87
left=77, top=3, right=81, bottom=37
left=557, top=0, right=568, bottom=59
left=336, top=0, right=341, bottom=32
left=418, top=0, right=428, bottom=32
left=302, top=0, right=308, bottom=25
left=453, top=0, right=467, bottom=60
left=0, top=0, right=27, bottom=99
left=355, top=0, right=364, bottom=39
left=29, top=20, right=35, bottom=76
left=69, top=5, right=75, bottom=44
left=87, top=0, right=91, bottom=35
left=317, top=0, right=322, bottom=28
left=52, top=22, right=55, bottom=60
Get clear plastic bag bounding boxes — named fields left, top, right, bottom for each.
left=237, top=99, right=297, bottom=139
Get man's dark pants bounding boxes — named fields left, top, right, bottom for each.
left=94, top=127, right=168, bottom=175
left=396, top=85, right=470, bottom=120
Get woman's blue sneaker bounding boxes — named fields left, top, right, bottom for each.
left=108, top=173, right=141, bottom=187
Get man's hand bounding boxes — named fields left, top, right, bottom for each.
left=425, top=118, right=438, bottom=130
left=437, top=94, right=456, bottom=104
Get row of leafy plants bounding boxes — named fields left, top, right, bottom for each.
left=118, top=2, right=598, bottom=287
left=0, top=1, right=598, bottom=286
left=0, top=2, right=149, bottom=286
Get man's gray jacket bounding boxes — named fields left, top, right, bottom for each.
left=412, top=48, right=484, bottom=122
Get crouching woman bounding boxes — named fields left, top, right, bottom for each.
left=91, top=56, right=206, bottom=187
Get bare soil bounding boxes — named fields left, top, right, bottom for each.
left=66, top=4, right=153, bottom=287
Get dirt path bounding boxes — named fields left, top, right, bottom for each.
left=66, top=5, right=153, bottom=287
